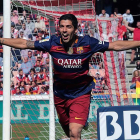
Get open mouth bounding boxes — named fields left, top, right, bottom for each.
left=62, top=34, right=69, bottom=40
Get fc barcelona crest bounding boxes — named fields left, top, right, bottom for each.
left=77, top=46, right=84, bottom=54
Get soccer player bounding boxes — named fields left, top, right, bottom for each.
left=1, top=14, right=140, bottom=140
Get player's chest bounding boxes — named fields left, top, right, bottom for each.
left=50, top=45, right=92, bottom=69
left=50, top=44, right=91, bottom=55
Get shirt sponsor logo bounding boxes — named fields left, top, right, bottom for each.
left=77, top=46, right=84, bottom=54
left=39, top=39, right=49, bottom=43
left=58, top=59, right=82, bottom=68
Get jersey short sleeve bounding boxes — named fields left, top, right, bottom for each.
left=89, top=37, right=109, bottom=53
left=34, top=38, right=51, bottom=52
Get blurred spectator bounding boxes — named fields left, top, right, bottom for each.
left=123, top=9, right=134, bottom=27
left=15, top=87, right=22, bottom=95
left=11, top=48, right=21, bottom=70
left=34, top=59, right=43, bottom=73
left=36, top=36, right=43, bottom=41
left=19, top=23, right=32, bottom=39
left=19, top=81, right=27, bottom=94
left=19, top=31, right=27, bottom=39
left=0, top=66, right=3, bottom=81
left=20, top=49, right=31, bottom=60
left=0, top=18, right=3, bottom=37
left=88, top=29, right=94, bottom=37
left=0, top=44, right=2, bottom=56
left=89, top=63, right=94, bottom=69
left=28, top=51, right=36, bottom=67
left=29, top=81, right=39, bottom=94
left=0, top=81, right=3, bottom=95
left=44, top=32, right=50, bottom=39
left=132, top=61, right=140, bottom=73
left=35, top=16, right=46, bottom=31
left=93, top=72, right=104, bottom=93
left=42, top=52, right=49, bottom=64
left=27, top=68, right=37, bottom=85
left=25, top=16, right=35, bottom=32
left=37, top=30, right=45, bottom=40
left=114, top=8, right=122, bottom=17
left=36, top=54, right=43, bottom=63
left=29, top=12, right=37, bottom=21
left=77, top=25, right=84, bottom=36
left=11, top=48, right=21, bottom=63
left=11, top=81, right=16, bottom=95
left=11, top=10, right=18, bottom=25
left=0, top=18, right=3, bottom=26
left=99, top=9, right=109, bottom=17
left=20, top=10, right=27, bottom=23
left=37, top=68, right=47, bottom=85
left=43, top=56, right=49, bottom=73
left=125, top=20, right=140, bottom=64
left=11, top=24, right=19, bottom=38
left=110, top=14, right=114, bottom=17
left=15, top=19, right=22, bottom=31
left=20, top=56, right=32, bottom=76
left=28, top=34, right=35, bottom=41
left=32, top=27, right=38, bottom=37
left=81, top=21, right=85, bottom=30
left=16, top=69, right=26, bottom=86
left=32, top=29, right=44, bottom=40
left=130, top=70, right=140, bottom=89
left=91, top=53, right=103, bottom=69
left=0, top=81, right=3, bottom=90
left=0, top=52, right=3, bottom=67
left=39, top=86, right=49, bottom=95
left=117, top=21, right=127, bottom=40
left=34, top=50, right=42, bottom=56
left=90, top=54, right=99, bottom=69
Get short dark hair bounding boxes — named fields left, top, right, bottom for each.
left=137, top=20, right=140, bottom=23
left=28, top=50, right=32, bottom=53
left=19, top=69, right=23, bottom=72
left=30, top=68, right=35, bottom=73
left=126, top=9, right=130, bottom=12
left=59, top=14, right=78, bottom=29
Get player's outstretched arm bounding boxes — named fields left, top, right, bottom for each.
left=0, top=38, right=35, bottom=49
left=108, top=40, right=140, bottom=51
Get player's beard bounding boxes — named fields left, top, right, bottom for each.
left=62, top=34, right=76, bottom=52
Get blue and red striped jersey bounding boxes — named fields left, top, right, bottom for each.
left=34, top=35, right=109, bottom=99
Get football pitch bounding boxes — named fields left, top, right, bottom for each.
left=0, top=122, right=97, bottom=140
left=0, top=123, right=65, bottom=140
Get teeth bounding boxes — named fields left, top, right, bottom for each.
left=63, top=34, right=68, bottom=37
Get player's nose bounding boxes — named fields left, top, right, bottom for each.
left=63, top=26, right=67, bottom=32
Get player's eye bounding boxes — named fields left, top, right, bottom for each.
left=59, top=25, right=64, bottom=28
left=67, top=25, right=72, bottom=28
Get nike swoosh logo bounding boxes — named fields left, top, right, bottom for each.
left=75, top=117, right=83, bottom=120
left=57, top=48, right=64, bottom=51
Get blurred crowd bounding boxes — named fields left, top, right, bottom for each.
left=0, top=7, right=139, bottom=95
